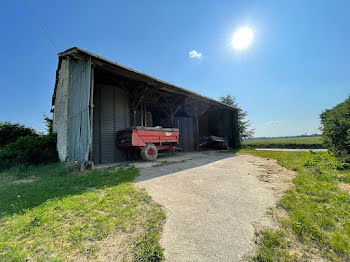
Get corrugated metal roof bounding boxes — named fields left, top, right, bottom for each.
left=52, top=47, right=238, bottom=111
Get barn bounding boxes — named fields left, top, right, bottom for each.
left=51, top=47, right=239, bottom=165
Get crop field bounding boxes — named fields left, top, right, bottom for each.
left=242, top=136, right=323, bottom=149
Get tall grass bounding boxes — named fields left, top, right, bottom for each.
left=240, top=150, right=350, bottom=261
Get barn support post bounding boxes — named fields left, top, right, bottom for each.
left=133, top=101, right=136, bottom=126
left=89, top=63, right=95, bottom=164
left=140, top=101, right=143, bottom=126
left=144, top=102, right=147, bottom=127
left=132, top=87, right=149, bottom=126
left=170, top=103, right=183, bottom=127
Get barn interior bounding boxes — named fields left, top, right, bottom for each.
left=92, top=62, right=238, bottom=164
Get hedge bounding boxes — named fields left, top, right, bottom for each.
left=320, top=95, right=350, bottom=161
left=0, top=133, right=58, bottom=171
left=0, top=122, right=37, bottom=147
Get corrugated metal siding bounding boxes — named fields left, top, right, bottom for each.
left=92, top=88, right=100, bottom=163
left=100, top=87, right=115, bottom=163
left=114, top=89, right=129, bottom=161
left=188, top=117, right=195, bottom=150
left=175, top=117, right=196, bottom=152
left=68, top=58, right=91, bottom=162
left=92, top=85, right=129, bottom=164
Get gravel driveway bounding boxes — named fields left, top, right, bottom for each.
left=135, top=152, right=294, bottom=261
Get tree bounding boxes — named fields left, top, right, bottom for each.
left=320, top=95, right=350, bottom=161
left=220, top=94, right=254, bottom=140
left=44, top=115, right=53, bottom=134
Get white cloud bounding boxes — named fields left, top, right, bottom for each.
left=265, top=121, right=280, bottom=126
left=188, top=50, right=202, bottom=59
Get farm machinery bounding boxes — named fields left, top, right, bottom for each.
left=116, top=126, right=179, bottom=161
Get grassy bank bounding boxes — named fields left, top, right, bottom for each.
left=0, top=163, right=165, bottom=261
left=242, top=136, right=323, bottom=149
left=238, top=149, right=350, bottom=261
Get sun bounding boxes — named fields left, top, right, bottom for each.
left=232, top=27, right=254, bottom=50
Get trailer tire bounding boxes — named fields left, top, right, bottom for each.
left=141, top=143, right=158, bottom=161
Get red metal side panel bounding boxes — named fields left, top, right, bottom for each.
left=132, top=129, right=179, bottom=146
left=131, top=130, right=146, bottom=146
left=137, top=130, right=161, bottom=143
left=157, top=130, right=179, bottom=143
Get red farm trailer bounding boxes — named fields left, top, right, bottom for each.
left=116, top=126, right=179, bottom=161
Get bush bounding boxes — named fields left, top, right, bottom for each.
left=0, top=122, right=37, bottom=147
left=320, top=95, right=350, bottom=161
left=0, top=133, right=58, bottom=171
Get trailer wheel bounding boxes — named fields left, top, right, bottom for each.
left=141, top=144, right=158, bottom=161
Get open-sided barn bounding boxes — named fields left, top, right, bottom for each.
left=51, top=47, right=239, bottom=165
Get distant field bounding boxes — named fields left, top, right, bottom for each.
left=242, top=136, right=323, bottom=149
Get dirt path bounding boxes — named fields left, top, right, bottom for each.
left=135, top=152, right=295, bottom=262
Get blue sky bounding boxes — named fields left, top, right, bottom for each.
left=1, top=0, right=349, bottom=137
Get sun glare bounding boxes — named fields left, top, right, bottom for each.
left=232, top=27, right=254, bottom=50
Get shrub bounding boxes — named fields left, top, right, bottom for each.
left=0, top=122, right=37, bottom=147
left=0, top=133, right=58, bottom=170
left=320, top=95, right=350, bottom=161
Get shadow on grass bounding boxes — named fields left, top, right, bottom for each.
left=0, top=163, right=138, bottom=218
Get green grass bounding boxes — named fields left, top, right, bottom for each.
left=0, top=163, right=165, bottom=261
left=252, top=230, right=294, bottom=262
left=242, top=136, right=323, bottom=149
left=238, top=149, right=350, bottom=262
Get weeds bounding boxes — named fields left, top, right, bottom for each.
left=240, top=149, right=350, bottom=261
left=252, top=230, right=290, bottom=262
left=134, top=234, right=164, bottom=261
